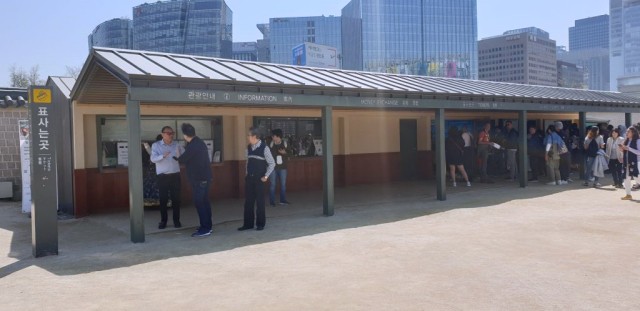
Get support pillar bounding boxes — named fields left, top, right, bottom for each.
left=518, top=111, right=528, bottom=188
left=579, top=111, right=587, bottom=181
left=127, top=97, right=145, bottom=243
left=322, top=106, right=334, bottom=216
left=435, top=108, right=446, bottom=201
left=626, top=112, right=633, bottom=128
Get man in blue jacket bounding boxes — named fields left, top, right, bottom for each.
left=175, top=123, right=213, bottom=237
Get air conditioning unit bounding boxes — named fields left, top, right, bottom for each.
left=0, top=182, right=12, bottom=199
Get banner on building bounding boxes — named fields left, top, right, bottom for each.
left=19, top=120, right=31, bottom=213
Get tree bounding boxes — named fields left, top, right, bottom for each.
left=65, top=65, right=82, bottom=79
left=9, top=64, right=43, bottom=88
left=9, top=65, right=29, bottom=88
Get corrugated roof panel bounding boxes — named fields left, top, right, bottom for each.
left=171, top=57, right=232, bottom=80
left=254, top=64, right=324, bottom=87
left=329, top=70, right=387, bottom=90
left=296, top=67, right=363, bottom=89
left=96, top=50, right=145, bottom=75
left=351, top=72, right=410, bottom=91
left=278, top=66, right=342, bottom=87
left=216, top=60, right=283, bottom=84
left=145, top=54, right=205, bottom=79
left=197, top=59, right=258, bottom=82
left=84, top=48, right=640, bottom=106
left=118, top=53, right=175, bottom=76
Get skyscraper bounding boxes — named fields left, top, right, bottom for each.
left=233, top=42, right=258, bottom=61
left=88, top=18, right=133, bottom=50
left=132, top=0, right=232, bottom=58
left=557, top=60, right=587, bottom=89
left=610, top=0, right=640, bottom=92
left=256, top=23, right=271, bottom=63
left=341, top=0, right=478, bottom=78
left=268, top=16, right=342, bottom=66
left=569, top=15, right=609, bottom=51
left=479, top=27, right=557, bottom=86
left=557, top=47, right=610, bottom=91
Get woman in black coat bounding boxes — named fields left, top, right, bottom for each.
left=445, top=127, right=471, bottom=187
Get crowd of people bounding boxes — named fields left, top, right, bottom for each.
left=445, top=120, right=640, bottom=200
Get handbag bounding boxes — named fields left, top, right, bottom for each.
left=559, top=144, right=569, bottom=154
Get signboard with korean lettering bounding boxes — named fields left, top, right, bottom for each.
left=18, top=120, right=32, bottom=213
left=29, top=86, right=58, bottom=257
left=292, top=42, right=339, bottom=69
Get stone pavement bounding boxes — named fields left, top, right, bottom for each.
left=0, top=178, right=639, bottom=310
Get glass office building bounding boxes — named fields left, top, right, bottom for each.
left=610, top=0, right=640, bottom=91
left=88, top=18, right=133, bottom=50
left=342, top=0, right=478, bottom=79
left=569, top=15, right=609, bottom=51
left=132, top=0, right=232, bottom=58
left=269, top=16, right=342, bottom=66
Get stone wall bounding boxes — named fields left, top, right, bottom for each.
left=0, top=108, right=28, bottom=186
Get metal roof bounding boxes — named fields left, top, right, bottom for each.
left=47, top=76, right=76, bottom=99
left=72, top=47, right=640, bottom=106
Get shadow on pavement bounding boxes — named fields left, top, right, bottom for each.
left=0, top=176, right=619, bottom=278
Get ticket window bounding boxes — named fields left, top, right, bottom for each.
left=98, top=116, right=223, bottom=169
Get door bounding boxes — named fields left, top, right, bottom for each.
left=400, top=119, right=418, bottom=180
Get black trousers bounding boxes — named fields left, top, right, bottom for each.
left=243, top=175, right=266, bottom=229
left=157, top=173, right=181, bottom=223
left=559, top=152, right=570, bottom=180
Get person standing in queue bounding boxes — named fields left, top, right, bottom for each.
left=174, top=123, right=213, bottom=237
left=238, top=127, right=276, bottom=231
left=477, top=122, right=494, bottom=183
left=269, top=129, right=291, bottom=207
left=150, top=126, right=183, bottom=229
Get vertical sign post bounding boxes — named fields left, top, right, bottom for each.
left=29, top=86, right=58, bottom=257
left=18, top=120, right=32, bottom=213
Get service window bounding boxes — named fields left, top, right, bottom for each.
left=253, top=117, right=323, bottom=157
left=98, top=116, right=223, bottom=168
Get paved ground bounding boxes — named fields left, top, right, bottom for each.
left=1, top=178, right=639, bottom=310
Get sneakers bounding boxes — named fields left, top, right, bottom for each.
left=466, top=181, right=471, bottom=187
left=191, top=229, right=212, bottom=237
left=279, top=201, right=290, bottom=205
left=593, top=182, right=602, bottom=188
left=559, top=180, right=568, bottom=185
left=547, top=181, right=558, bottom=186
left=237, top=226, right=254, bottom=231
left=452, top=182, right=457, bottom=187
left=158, top=222, right=167, bottom=229
left=621, top=195, right=633, bottom=200
left=566, top=178, right=574, bottom=183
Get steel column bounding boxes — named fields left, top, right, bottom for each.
left=518, top=111, right=528, bottom=188
left=435, top=108, right=446, bottom=201
left=127, top=97, right=145, bottom=243
left=579, top=111, right=587, bottom=181
left=626, top=112, right=633, bottom=128
left=322, top=106, right=334, bottom=216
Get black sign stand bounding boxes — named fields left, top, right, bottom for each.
left=29, top=86, right=59, bottom=257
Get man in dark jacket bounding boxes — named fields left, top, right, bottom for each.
left=238, top=127, right=275, bottom=231
left=175, top=123, right=213, bottom=237
left=527, top=126, right=545, bottom=182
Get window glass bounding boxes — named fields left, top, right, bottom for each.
left=99, top=116, right=223, bottom=168
left=254, top=117, right=322, bottom=157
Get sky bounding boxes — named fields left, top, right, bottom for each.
left=0, top=0, right=609, bottom=86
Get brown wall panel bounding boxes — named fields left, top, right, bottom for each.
left=73, top=152, right=434, bottom=216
